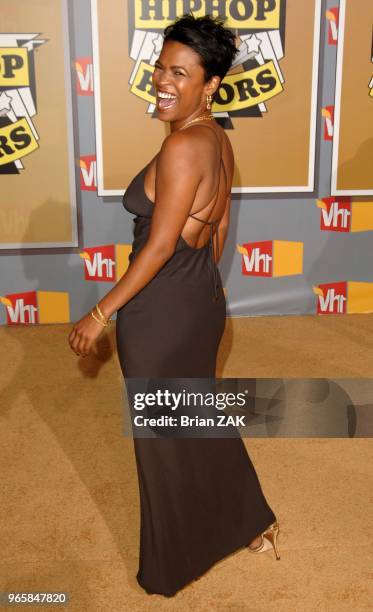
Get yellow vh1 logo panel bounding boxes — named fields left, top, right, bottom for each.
left=115, top=244, right=132, bottom=280
left=347, top=282, right=373, bottom=314
left=350, top=202, right=373, bottom=232
left=0, top=48, right=29, bottom=87
left=37, top=291, right=70, bottom=324
left=272, top=240, right=303, bottom=277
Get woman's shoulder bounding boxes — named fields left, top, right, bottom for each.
left=161, top=124, right=212, bottom=145
left=158, top=123, right=234, bottom=183
left=158, top=125, right=215, bottom=165
left=160, top=122, right=231, bottom=155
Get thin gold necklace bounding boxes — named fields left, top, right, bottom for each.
left=179, top=113, right=215, bottom=131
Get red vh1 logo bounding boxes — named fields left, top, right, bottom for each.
left=75, top=57, right=93, bottom=95
left=237, top=240, right=303, bottom=277
left=321, top=105, right=334, bottom=141
left=325, top=7, right=339, bottom=46
left=317, top=197, right=351, bottom=231
left=317, top=198, right=373, bottom=232
left=80, top=155, right=97, bottom=191
left=0, top=291, right=70, bottom=325
left=80, top=244, right=131, bottom=282
left=313, top=282, right=347, bottom=314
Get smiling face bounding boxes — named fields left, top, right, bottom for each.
left=152, top=39, right=219, bottom=130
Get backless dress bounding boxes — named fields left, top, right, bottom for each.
left=116, top=125, right=277, bottom=596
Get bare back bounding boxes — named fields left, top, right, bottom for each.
left=143, top=122, right=234, bottom=251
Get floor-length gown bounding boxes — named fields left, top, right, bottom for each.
left=116, top=128, right=277, bottom=596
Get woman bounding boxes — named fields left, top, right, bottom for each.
left=69, top=14, right=280, bottom=597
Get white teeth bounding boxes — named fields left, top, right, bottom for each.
left=158, top=91, right=176, bottom=99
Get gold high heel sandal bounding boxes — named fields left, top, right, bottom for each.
left=247, top=521, right=281, bottom=560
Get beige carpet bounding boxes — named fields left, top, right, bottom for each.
left=0, top=314, right=372, bottom=611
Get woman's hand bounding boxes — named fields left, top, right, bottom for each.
left=68, top=310, right=107, bottom=357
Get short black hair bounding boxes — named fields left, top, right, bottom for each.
left=163, top=13, right=239, bottom=84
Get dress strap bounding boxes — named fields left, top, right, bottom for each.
left=189, top=213, right=216, bottom=224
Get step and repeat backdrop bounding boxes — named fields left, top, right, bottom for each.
left=0, top=0, right=372, bottom=325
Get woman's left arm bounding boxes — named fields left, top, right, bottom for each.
left=68, top=129, right=204, bottom=356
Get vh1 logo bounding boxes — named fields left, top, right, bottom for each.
left=321, top=105, right=334, bottom=141
left=80, top=244, right=131, bottom=282
left=314, top=281, right=373, bottom=315
left=313, top=282, right=347, bottom=314
left=317, top=198, right=351, bottom=232
left=80, top=155, right=97, bottom=191
left=317, top=198, right=373, bottom=233
left=0, top=291, right=70, bottom=325
left=325, top=7, right=339, bottom=46
left=75, top=57, right=94, bottom=96
left=237, top=240, right=303, bottom=277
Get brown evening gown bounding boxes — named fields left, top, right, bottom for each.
left=116, top=129, right=277, bottom=596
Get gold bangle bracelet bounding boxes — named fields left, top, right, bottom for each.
left=91, top=310, right=107, bottom=327
left=95, top=303, right=111, bottom=325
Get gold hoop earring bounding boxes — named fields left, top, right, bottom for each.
left=206, top=94, right=212, bottom=110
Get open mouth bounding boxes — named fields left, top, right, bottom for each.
left=156, top=91, right=177, bottom=111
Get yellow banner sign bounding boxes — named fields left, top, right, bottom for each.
left=134, top=0, right=281, bottom=30
left=0, top=118, right=39, bottom=166
left=131, top=59, right=283, bottom=110
left=0, top=47, right=29, bottom=87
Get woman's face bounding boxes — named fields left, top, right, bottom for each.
left=152, top=39, right=217, bottom=127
